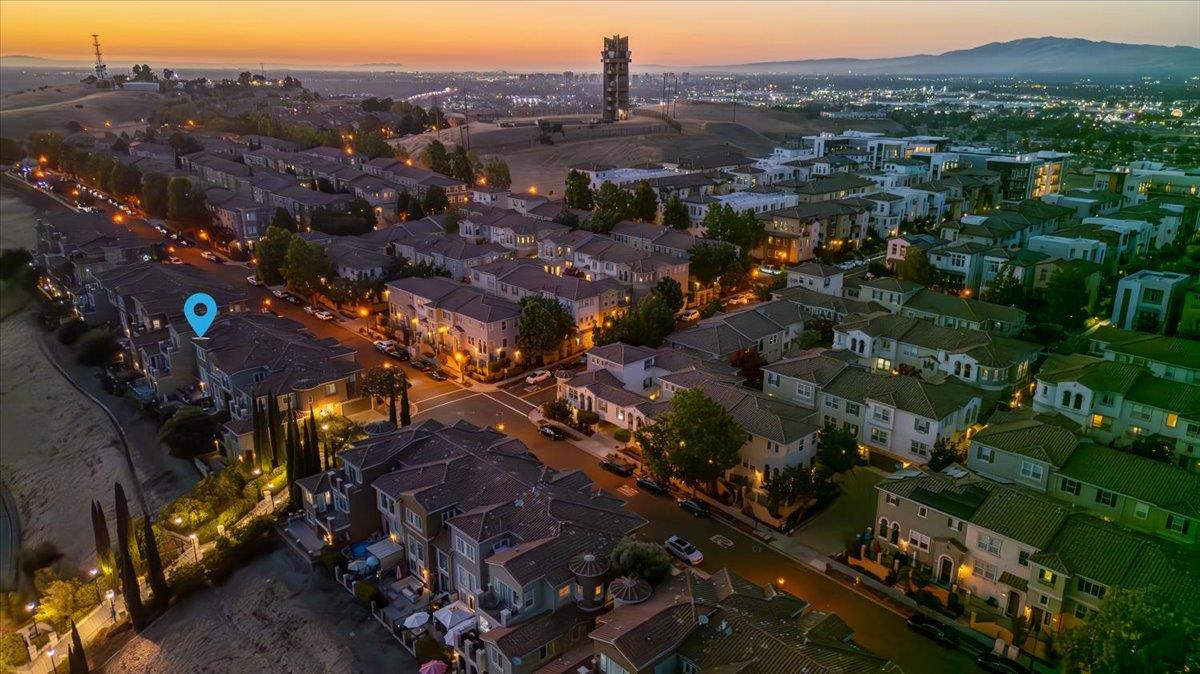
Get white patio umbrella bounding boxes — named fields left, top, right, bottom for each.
left=403, top=611, right=431, bottom=629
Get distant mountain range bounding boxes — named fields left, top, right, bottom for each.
left=693, top=37, right=1200, bottom=77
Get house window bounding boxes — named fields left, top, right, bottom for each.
left=1073, top=604, right=1092, bottom=620
left=1018, top=550, right=1030, bottom=567
left=870, top=427, right=889, bottom=446
left=972, top=561, right=999, bottom=581
left=917, top=506, right=928, bottom=518
left=845, top=402, right=860, bottom=416
left=948, top=517, right=963, bottom=532
left=325, top=383, right=337, bottom=395
left=796, top=382, right=814, bottom=398
left=681, top=662, right=700, bottom=674
left=766, top=372, right=780, bottom=386
left=404, top=508, right=423, bottom=532
left=976, top=446, right=995, bottom=463
left=908, top=530, right=930, bottom=551
left=825, top=398, right=840, bottom=410
left=976, top=532, right=1002, bottom=556
left=1076, top=578, right=1107, bottom=599
left=453, top=533, right=476, bottom=562
left=872, top=407, right=891, bottom=423
left=1019, top=461, right=1044, bottom=481
left=885, top=494, right=900, bottom=507
left=1095, top=489, right=1118, bottom=507
left=1060, top=477, right=1081, bottom=496
left=910, top=441, right=929, bottom=457
left=1038, top=569, right=1057, bottom=586
left=1133, top=502, right=1149, bottom=520
left=914, top=419, right=930, bottom=433
left=1166, top=413, right=1178, bottom=429
left=1166, top=515, right=1191, bottom=535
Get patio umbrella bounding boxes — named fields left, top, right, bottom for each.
left=419, top=661, right=448, bottom=674
left=403, top=611, right=431, bottom=629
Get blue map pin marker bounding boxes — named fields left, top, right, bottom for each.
left=183, top=293, right=218, bottom=337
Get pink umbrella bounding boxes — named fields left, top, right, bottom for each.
left=419, top=661, right=448, bottom=674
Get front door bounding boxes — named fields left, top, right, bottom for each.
left=1005, top=590, right=1021, bottom=618
left=937, top=557, right=952, bottom=585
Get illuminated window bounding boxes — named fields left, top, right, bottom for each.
left=1166, top=413, right=1178, bottom=429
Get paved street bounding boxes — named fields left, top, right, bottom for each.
left=412, top=392, right=983, bottom=674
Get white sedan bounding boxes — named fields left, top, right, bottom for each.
left=373, top=340, right=398, bottom=352
left=525, top=370, right=551, bottom=385
left=246, top=275, right=263, bottom=287
left=665, top=535, right=704, bottom=566
left=313, top=309, right=335, bottom=321
left=271, top=289, right=288, bottom=299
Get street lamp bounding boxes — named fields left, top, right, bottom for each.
left=188, top=533, right=199, bottom=562
left=105, top=590, right=116, bottom=623
left=48, top=648, right=57, bottom=673
left=263, top=486, right=275, bottom=514
left=454, top=352, right=465, bottom=384
left=25, top=602, right=38, bottom=637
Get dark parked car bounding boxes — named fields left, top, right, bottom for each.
left=635, top=476, right=667, bottom=495
left=283, top=293, right=303, bottom=304
left=385, top=348, right=410, bottom=361
left=600, top=454, right=635, bottom=477
left=976, top=653, right=1031, bottom=674
left=538, top=424, right=566, bottom=440
left=678, top=498, right=710, bottom=517
left=409, top=359, right=431, bottom=372
left=426, top=369, right=448, bottom=381
left=906, top=613, right=959, bottom=648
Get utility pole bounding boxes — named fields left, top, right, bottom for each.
left=91, top=34, right=107, bottom=81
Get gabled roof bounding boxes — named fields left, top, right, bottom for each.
left=1059, top=444, right=1200, bottom=518
left=902, top=289, right=1027, bottom=327
left=971, top=412, right=1080, bottom=467
left=971, top=486, right=1070, bottom=549
left=1086, top=326, right=1200, bottom=371
left=823, top=366, right=980, bottom=420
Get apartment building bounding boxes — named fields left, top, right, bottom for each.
left=833, top=313, right=1041, bottom=394
left=1084, top=325, right=1200, bottom=384
left=951, top=149, right=1069, bottom=200
left=1092, top=161, right=1200, bottom=206
left=759, top=200, right=870, bottom=264
left=193, top=313, right=362, bottom=459
left=785, top=262, right=844, bottom=296
left=35, top=212, right=157, bottom=299
left=558, top=237, right=689, bottom=302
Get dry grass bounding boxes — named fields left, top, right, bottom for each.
left=0, top=83, right=160, bottom=138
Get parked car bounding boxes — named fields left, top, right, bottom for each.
left=272, top=289, right=288, bottom=299
left=905, top=613, right=959, bottom=648
left=538, top=424, right=566, bottom=441
left=374, top=340, right=399, bottom=352
left=600, top=453, right=635, bottom=477
left=757, top=264, right=782, bottom=276
left=975, top=654, right=1031, bottom=674
left=679, top=308, right=702, bottom=321
left=409, top=359, right=431, bottom=372
left=635, top=476, right=667, bottom=495
left=246, top=275, right=262, bottom=287
left=426, top=369, right=447, bottom=381
left=384, top=347, right=410, bottom=361
left=525, top=369, right=551, bottom=385
left=282, top=294, right=302, bottom=305
left=176, top=237, right=195, bottom=247
left=200, top=251, right=221, bottom=263
left=302, top=305, right=318, bottom=315
left=313, top=309, right=335, bottom=321
left=665, top=535, right=704, bottom=565
left=726, top=294, right=751, bottom=306
left=678, top=498, right=710, bottom=517
left=166, top=255, right=183, bottom=265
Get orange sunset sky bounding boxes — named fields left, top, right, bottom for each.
left=2, top=0, right=1197, bottom=70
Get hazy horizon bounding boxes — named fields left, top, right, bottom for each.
left=1, top=0, right=1197, bottom=71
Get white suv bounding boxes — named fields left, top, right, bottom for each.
left=665, top=535, right=703, bottom=565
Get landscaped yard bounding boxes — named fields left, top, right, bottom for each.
left=790, top=466, right=886, bottom=555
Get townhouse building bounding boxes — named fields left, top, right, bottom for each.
left=470, top=259, right=625, bottom=347
left=832, top=313, right=1041, bottom=395
left=35, top=212, right=156, bottom=299
left=387, top=276, right=523, bottom=371
left=558, top=237, right=689, bottom=302
left=785, top=262, right=844, bottom=297
left=683, top=188, right=800, bottom=223
left=87, top=263, right=248, bottom=401
left=899, top=289, right=1028, bottom=335
left=1110, top=269, right=1190, bottom=333
left=853, top=278, right=922, bottom=313
left=763, top=351, right=982, bottom=467
left=1031, top=353, right=1200, bottom=471
left=1084, top=325, right=1200, bottom=384
left=461, top=209, right=569, bottom=257
left=664, top=297, right=809, bottom=363
left=608, top=220, right=720, bottom=260
left=759, top=200, right=870, bottom=264
left=772, top=284, right=884, bottom=322
left=193, top=313, right=362, bottom=459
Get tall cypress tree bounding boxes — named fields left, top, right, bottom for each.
left=68, top=620, right=87, bottom=673
left=91, top=501, right=113, bottom=577
left=267, top=393, right=283, bottom=469
left=114, top=483, right=147, bottom=630
left=250, top=398, right=265, bottom=470
left=284, top=414, right=298, bottom=505
left=387, top=375, right=398, bottom=426
left=141, top=516, right=171, bottom=611
left=399, top=373, right=411, bottom=428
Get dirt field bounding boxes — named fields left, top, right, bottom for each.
left=0, top=83, right=160, bottom=138
left=668, top=100, right=908, bottom=139
left=102, top=549, right=414, bottom=673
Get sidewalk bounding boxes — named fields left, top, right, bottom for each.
left=15, top=595, right=125, bottom=674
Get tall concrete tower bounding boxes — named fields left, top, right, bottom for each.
left=601, top=35, right=630, bottom=122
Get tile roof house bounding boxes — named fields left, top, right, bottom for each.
left=1084, top=325, right=1200, bottom=384
left=899, top=288, right=1028, bottom=335
left=590, top=569, right=897, bottom=674
left=35, top=212, right=157, bottom=298
left=387, top=276, right=523, bottom=371
left=665, top=298, right=809, bottom=363
left=470, top=259, right=625, bottom=342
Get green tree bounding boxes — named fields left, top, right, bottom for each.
left=255, top=226, right=294, bottom=284
left=422, top=140, right=450, bottom=175
left=764, top=464, right=825, bottom=514
left=633, top=389, right=745, bottom=489
left=73, top=329, right=121, bottom=366
left=158, top=406, right=219, bottom=459
left=166, top=176, right=206, bottom=223
left=661, top=193, right=690, bottom=229
left=421, top=185, right=450, bottom=214
left=0, top=137, right=22, bottom=163
left=564, top=170, right=593, bottom=210
left=352, top=130, right=392, bottom=159
left=361, top=366, right=407, bottom=427
left=90, top=500, right=113, bottom=578
left=593, top=181, right=632, bottom=221
left=1059, top=586, right=1199, bottom=674
left=1042, top=265, right=1092, bottom=331
left=395, top=190, right=425, bottom=221
left=654, top=277, right=684, bottom=315
left=113, top=482, right=148, bottom=631
left=28, top=131, right=63, bottom=166
left=688, top=242, right=742, bottom=285
left=68, top=622, right=86, bottom=674
left=141, top=172, right=170, bottom=218
left=981, top=265, right=1026, bottom=307
left=281, top=238, right=333, bottom=301
left=442, top=208, right=462, bottom=235
left=595, top=292, right=676, bottom=348
left=895, top=248, right=935, bottom=286
left=609, top=536, right=672, bottom=586
left=448, top=145, right=475, bottom=184
left=817, top=422, right=860, bottom=474
left=630, top=181, right=659, bottom=222
left=270, top=206, right=297, bottom=232
left=141, top=516, right=171, bottom=611
left=927, top=437, right=962, bottom=471
left=483, top=159, right=511, bottom=189
left=517, top=295, right=576, bottom=359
